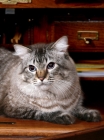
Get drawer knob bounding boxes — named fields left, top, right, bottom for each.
left=77, top=31, right=99, bottom=44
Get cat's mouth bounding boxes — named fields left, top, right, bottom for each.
left=36, top=81, right=48, bottom=86
left=39, top=82, right=44, bottom=86
left=33, top=79, right=51, bottom=87
left=38, top=82, right=50, bottom=90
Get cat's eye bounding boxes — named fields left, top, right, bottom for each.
left=47, top=62, right=55, bottom=69
left=29, top=65, right=36, bottom=72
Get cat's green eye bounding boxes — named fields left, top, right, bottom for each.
left=29, top=65, right=36, bottom=72
left=47, top=62, right=55, bottom=69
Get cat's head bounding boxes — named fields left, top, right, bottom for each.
left=13, top=36, right=75, bottom=90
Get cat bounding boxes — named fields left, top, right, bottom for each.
left=0, top=36, right=101, bottom=125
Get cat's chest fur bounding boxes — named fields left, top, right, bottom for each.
left=7, top=82, right=78, bottom=113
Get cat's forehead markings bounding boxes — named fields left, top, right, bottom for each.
left=35, top=47, right=46, bottom=55
left=33, top=47, right=47, bottom=63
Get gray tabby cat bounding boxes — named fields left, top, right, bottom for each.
left=0, top=36, right=101, bottom=124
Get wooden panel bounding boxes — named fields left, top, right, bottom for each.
left=0, top=114, right=103, bottom=137
left=0, top=0, right=104, bottom=8
left=50, top=21, right=104, bottom=52
left=0, top=136, right=43, bottom=140
left=40, top=126, right=104, bottom=140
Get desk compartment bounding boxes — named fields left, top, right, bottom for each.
left=50, top=21, right=104, bottom=52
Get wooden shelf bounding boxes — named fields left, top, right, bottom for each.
left=0, top=0, right=104, bottom=8
left=80, top=77, right=104, bottom=81
left=41, top=125, right=104, bottom=140
left=0, top=112, right=103, bottom=139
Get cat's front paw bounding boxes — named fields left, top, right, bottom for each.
left=80, top=110, right=102, bottom=122
left=53, top=114, right=75, bottom=125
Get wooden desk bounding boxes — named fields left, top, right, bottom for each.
left=0, top=111, right=103, bottom=140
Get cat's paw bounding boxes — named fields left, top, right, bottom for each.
left=80, top=110, right=102, bottom=122
left=53, top=114, right=75, bottom=125
left=35, top=111, right=76, bottom=125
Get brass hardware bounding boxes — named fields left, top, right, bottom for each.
left=0, top=0, right=31, bottom=5
left=77, top=31, right=99, bottom=44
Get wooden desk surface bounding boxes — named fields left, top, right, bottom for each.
left=0, top=114, right=103, bottom=137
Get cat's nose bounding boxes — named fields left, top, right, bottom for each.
left=39, top=77, right=44, bottom=81
left=36, top=70, right=47, bottom=82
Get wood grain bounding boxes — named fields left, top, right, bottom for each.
left=50, top=21, right=104, bottom=52
left=40, top=126, right=104, bottom=140
left=0, top=114, right=103, bottom=137
left=0, top=0, right=104, bottom=8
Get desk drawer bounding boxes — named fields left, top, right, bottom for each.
left=50, top=21, right=104, bottom=52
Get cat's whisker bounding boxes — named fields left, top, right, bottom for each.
left=33, top=79, right=38, bottom=84
left=49, top=79, right=54, bottom=82
left=52, top=87, right=67, bottom=99
left=51, top=83, right=67, bottom=95
left=49, top=77, right=54, bottom=79
left=51, top=79, right=75, bottom=99
left=33, top=81, right=37, bottom=83
left=49, top=79, right=54, bottom=81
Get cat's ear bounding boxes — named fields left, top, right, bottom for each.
left=13, top=44, right=31, bottom=58
left=52, top=36, right=69, bottom=52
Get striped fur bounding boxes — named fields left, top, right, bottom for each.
left=0, top=36, right=101, bottom=124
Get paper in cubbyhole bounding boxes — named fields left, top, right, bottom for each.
left=5, top=9, right=15, bottom=15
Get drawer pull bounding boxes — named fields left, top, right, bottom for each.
left=77, top=31, right=99, bottom=44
